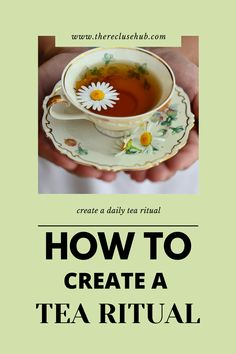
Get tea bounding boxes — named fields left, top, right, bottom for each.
left=74, top=61, right=162, bottom=117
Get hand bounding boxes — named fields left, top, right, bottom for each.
left=38, top=52, right=117, bottom=182
left=128, top=50, right=199, bottom=182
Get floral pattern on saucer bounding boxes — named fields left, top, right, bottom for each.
left=64, top=139, right=88, bottom=155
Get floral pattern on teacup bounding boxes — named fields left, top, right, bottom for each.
left=75, top=58, right=150, bottom=92
left=103, top=53, right=114, bottom=65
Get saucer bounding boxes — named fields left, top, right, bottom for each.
left=42, top=82, right=194, bottom=171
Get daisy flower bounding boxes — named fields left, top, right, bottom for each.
left=116, top=122, right=166, bottom=156
left=132, top=122, right=166, bottom=153
left=75, top=82, right=119, bottom=111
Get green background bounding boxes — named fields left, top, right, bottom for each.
left=2, top=0, right=235, bottom=352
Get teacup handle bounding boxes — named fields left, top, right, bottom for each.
left=46, top=93, right=89, bottom=121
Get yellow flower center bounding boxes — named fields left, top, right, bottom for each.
left=90, top=89, right=105, bottom=101
left=140, top=131, right=152, bottom=146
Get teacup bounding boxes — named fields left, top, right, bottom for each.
left=47, top=47, right=175, bottom=137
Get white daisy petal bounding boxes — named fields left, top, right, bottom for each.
left=103, top=100, right=114, bottom=108
left=82, top=102, right=90, bottom=109
left=152, top=137, right=165, bottom=144
left=77, top=95, right=90, bottom=102
left=145, top=145, right=153, bottom=153
left=100, top=82, right=106, bottom=90
left=106, top=94, right=119, bottom=101
left=104, top=98, right=116, bottom=104
left=106, top=92, right=115, bottom=97
left=106, top=102, right=114, bottom=108
left=101, top=103, right=108, bottom=110
left=93, top=101, right=101, bottom=110
left=106, top=90, right=118, bottom=95
left=84, top=101, right=94, bottom=109
left=150, top=140, right=159, bottom=150
left=132, top=126, right=141, bottom=135
left=109, top=89, right=119, bottom=94
left=107, top=86, right=114, bottom=91
left=147, top=122, right=156, bottom=132
left=132, top=137, right=142, bottom=148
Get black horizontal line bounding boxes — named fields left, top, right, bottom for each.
left=38, top=225, right=199, bottom=228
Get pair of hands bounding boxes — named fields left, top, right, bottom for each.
left=39, top=50, right=198, bottom=182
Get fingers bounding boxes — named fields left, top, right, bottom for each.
left=98, top=171, right=117, bottom=182
left=73, top=164, right=104, bottom=179
left=165, top=129, right=198, bottom=172
left=39, top=133, right=78, bottom=171
left=129, top=164, right=175, bottom=183
left=73, top=164, right=116, bottom=181
left=129, top=170, right=147, bottom=183
left=146, top=164, right=176, bottom=182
